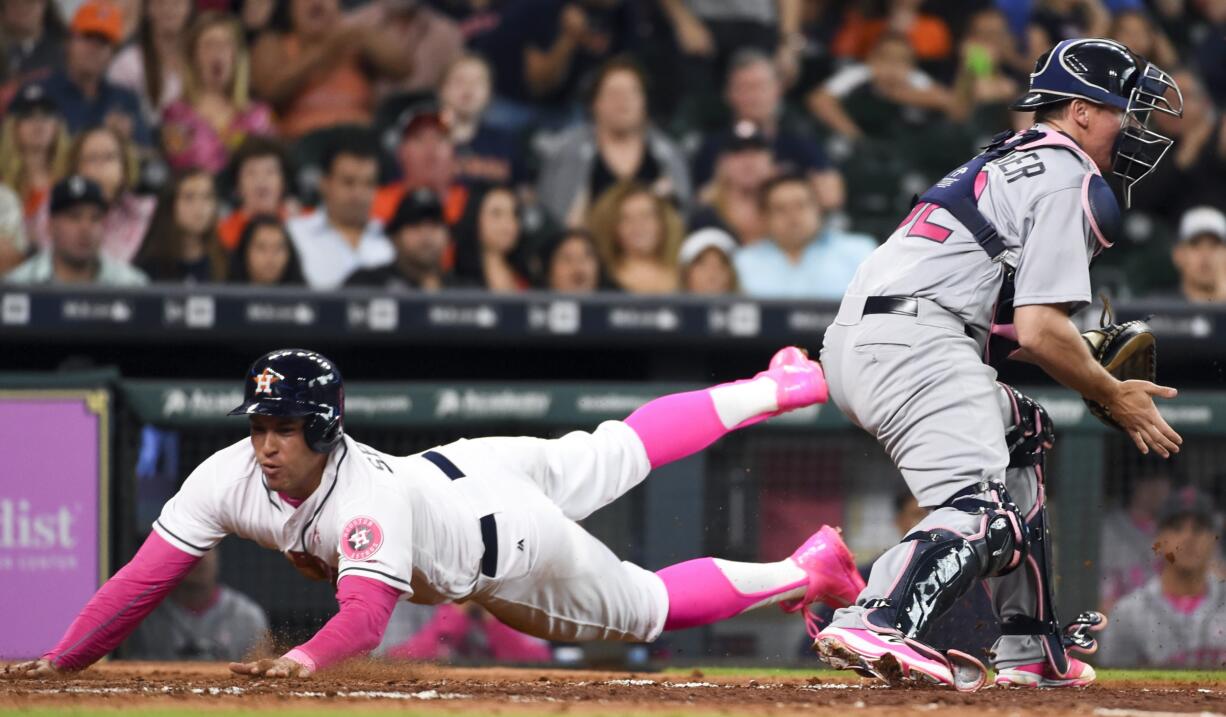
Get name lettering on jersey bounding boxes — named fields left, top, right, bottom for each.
left=341, top=516, right=384, bottom=561
left=254, top=368, right=285, bottom=395
left=995, top=152, right=1047, bottom=183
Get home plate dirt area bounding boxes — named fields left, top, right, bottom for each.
left=2, top=662, right=1225, bottom=717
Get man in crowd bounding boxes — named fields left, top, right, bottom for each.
left=373, top=104, right=467, bottom=227
left=1099, top=466, right=1173, bottom=612
left=734, top=173, right=875, bottom=299
left=1099, top=488, right=1226, bottom=668
left=22, top=0, right=149, bottom=145
left=288, top=139, right=392, bottom=290
left=125, top=549, right=269, bottom=662
left=4, top=175, right=147, bottom=286
left=1164, top=206, right=1226, bottom=303
left=345, top=187, right=456, bottom=291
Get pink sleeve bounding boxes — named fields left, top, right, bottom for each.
left=284, top=575, right=402, bottom=672
left=44, top=532, right=200, bottom=671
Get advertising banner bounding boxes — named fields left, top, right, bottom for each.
left=0, top=391, right=109, bottom=659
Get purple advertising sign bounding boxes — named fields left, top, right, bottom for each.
left=0, top=392, right=109, bottom=659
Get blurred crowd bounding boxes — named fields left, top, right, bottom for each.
left=0, top=0, right=1223, bottom=298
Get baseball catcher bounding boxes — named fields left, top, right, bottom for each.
left=3, top=347, right=864, bottom=679
left=812, top=38, right=1182, bottom=690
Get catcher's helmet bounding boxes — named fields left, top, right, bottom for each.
left=229, top=348, right=344, bottom=453
left=1010, top=38, right=1182, bottom=207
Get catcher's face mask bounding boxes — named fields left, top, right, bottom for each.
left=1111, top=61, right=1183, bottom=208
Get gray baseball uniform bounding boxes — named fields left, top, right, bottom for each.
left=822, top=123, right=1101, bottom=668
left=1097, top=577, right=1226, bottom=668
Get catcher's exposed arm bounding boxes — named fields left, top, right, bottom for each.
left=1012, top=303, right=1181, bottom=457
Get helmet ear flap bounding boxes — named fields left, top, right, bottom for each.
left=304, top=413, right=343, bottom=453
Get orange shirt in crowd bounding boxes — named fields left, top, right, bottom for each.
left=833, top=13, right=953, bottom=61
left=372, top=183, right=468, bottom=225
left=275, top=35, right=374, bottom=139
left=218, top=207, right=292, bottom=251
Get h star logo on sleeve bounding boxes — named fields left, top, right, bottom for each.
left=254, top=367, right=285, bottom=395
left=341, top=516, right=384, bottom=561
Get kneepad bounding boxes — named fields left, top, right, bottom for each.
left=865, top=481, right=1026, bottom=640
left=999, top=383, right=1055, bottom=470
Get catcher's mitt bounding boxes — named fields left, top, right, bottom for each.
left=1081, top=298, right=1156, bottom=431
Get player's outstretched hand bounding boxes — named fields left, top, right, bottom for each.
left=229, top=657, right=310, bottom=679
left=1, top=659, right=63, bottom=678
left=1105, top=380, right=1182, bottom=457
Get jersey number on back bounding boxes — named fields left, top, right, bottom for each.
left=899, top=202, right=952, bottom=243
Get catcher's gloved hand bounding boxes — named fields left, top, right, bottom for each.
left=1081, top=299, right=1181, bottom=456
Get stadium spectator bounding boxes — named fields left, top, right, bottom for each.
left=159, top=12, right=274, bottom=174
left=1099, top=467, right=1173, bottom=612
left=439, top=54, right=525, bottom=190
left=236, top=0, right=275, bottom=40
left=470, top=0, right=633, bottom=133
left=690, top=50, right=843, bottom=211
left=387, top=603, right=552, bottom=663
left=344, top=187, right=457, bottom=290
left=26, top=0, right=152, bottom=145
left=1108, top=9, right=1179, bottom=70
left=657, top=0, right=802, bottom=89
left=349, top=0, right=464, bottom=98
left=134, top=169, right=226, bottom=282
left=1099, top=488, right=1226, bottom=668
left=125, top=549, right=270, bottom=662
left=452, top=184, right=531, bottom=292
left=249, top=0, right=411, bottom=139
left=5, top=174, right=149, bottom=285
left=588, top=181, right=682, bottom=294
left=1029, top=0, right=1111, bottom=44
left=543, top=227, right=603, bottom=293
left=688, top=123, right=774, bottom=245
left=106, top=0, right=191, bottom=125
left=678, top=227, right=738, bottom=295
left=0, top=184, right=28, bottom=274
left=0, top=0, right=66, bottom=87
left=808, top=32, right=953, bottom=142
left=217, top=136, right=296, bottom=251
left=734, top=173, right=875, bottom=299
left=372, top=103, right=467, bottom=226
left=950, top=9, right=1025, bottom=132
left=831, top=0, right=954, bottom=67
left=1159, top=207, right=1226, bottom=304
left=30, top=126, right=154, bottom=262
left=227, top=213, right=305, bottom=285
left=1195, top=0, right=1226, bottom=106
left=1128, top=70, right=1226, bottom=222
left=0, top=83, right=69, bottom=224
left=287, top=139, right=391, bottom=289
left=537, top=58, right=691, bottom=227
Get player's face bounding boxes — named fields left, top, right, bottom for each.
left=249, top=415, right=328, bottom=496
left=1079, top=102, right=1126, bottom=173
left=1155, top=516, right=1216, bottom=575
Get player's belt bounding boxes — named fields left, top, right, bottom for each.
left=862, top=296, right=919, bottom=317
left=422, top=450, right=499, bottom=579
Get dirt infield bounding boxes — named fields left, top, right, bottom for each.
left=2, top=662, right=1225, bottom=716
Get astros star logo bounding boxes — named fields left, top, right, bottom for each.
left=340, top=516, right=384, bottom=561
left=254, top=367, right=284, bottom=395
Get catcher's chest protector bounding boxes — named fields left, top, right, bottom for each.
left=912, top=128, right=1123, bottom=367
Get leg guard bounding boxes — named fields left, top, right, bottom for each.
left=863, top=480, right=1027, bottom=641
left=993, top=385, right=1106, bottom=677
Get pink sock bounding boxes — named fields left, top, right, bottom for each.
left=656, top=557, right=806, bottom=631
left=625, top=379, right=777, bottom=469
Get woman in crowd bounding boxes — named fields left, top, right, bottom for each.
left=30, top=127, right=154, bottom=262
left=678, top=227, right=739, bottom=295
left=0, top=85, right=70, bottom=226
left=135, top=169, right=227, bottom=282
left=588, top=182, right=683, bottom=294
left=452, top=184, right=532, bottom=292
left=536, top=58, right=691, bottom=227
left=107, top=0, right=192, bottom=124
left=543, top=228, right=605, bottom=294
left=217, top=136, right=296, bottom=251
left=227, top=214, right=306, bottom=285
left=161, top=12, right=274, bottom=173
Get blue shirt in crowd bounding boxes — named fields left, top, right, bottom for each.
left=27, top=71, right=151, bottom=146
left=734, top=230, right=877, bottom=300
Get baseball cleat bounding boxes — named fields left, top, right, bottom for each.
left=762, top=346, right=829, bottom=412
left=814, top=626, right=960, bottom=688
left=780, top=525, right=865, bottom=627
left=994, top=657, right=1096, bottom=688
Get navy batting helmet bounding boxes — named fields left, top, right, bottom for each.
left=1010, top=38, right=1182, bottom=207
left=229, top=349, right=344, bottom=453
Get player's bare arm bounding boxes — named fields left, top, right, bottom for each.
left=1013, top=303, right=1181, bottom=457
